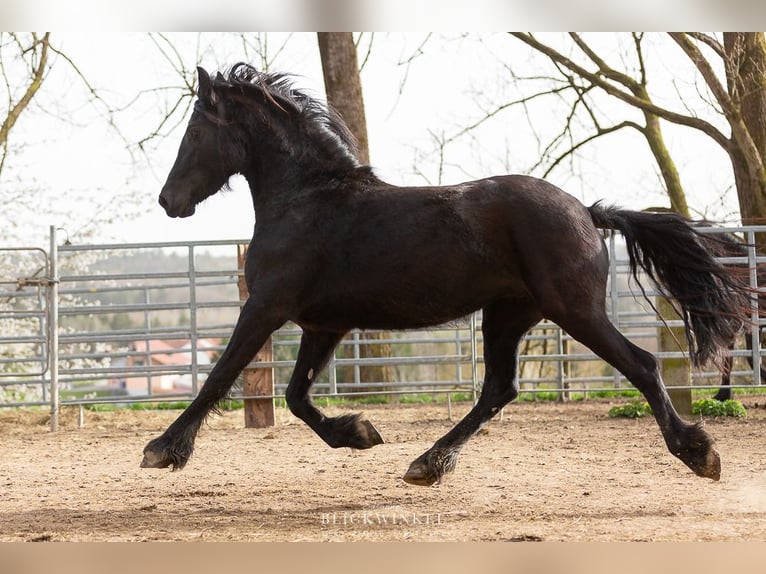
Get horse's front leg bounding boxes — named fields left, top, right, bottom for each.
left=140, top=297, right=284, bottom=470
left=285, top=329, right=384, bottom=449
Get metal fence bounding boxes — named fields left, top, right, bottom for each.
left=1, top=225, right=764, bottom=429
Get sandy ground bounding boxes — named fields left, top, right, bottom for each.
left=1, top=398, right=765, bottom=542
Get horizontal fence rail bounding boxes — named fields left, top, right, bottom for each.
left=1, top=225, right=765, bottom=428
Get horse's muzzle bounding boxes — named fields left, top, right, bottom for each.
left=158, top=191, right=195, bottom=218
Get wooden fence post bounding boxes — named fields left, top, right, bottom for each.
left=658, top=297, right=692, bottom=416
left=237, top=244, right=275, bottom=428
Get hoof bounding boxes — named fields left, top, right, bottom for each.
left=357, top=419, right=385, bottom=449
left=140, top=436, right=190, bottom=471
left=692, top=447, right=721, bottom=481
left=140, top=448, right=172, bottom=469
left=712, top=389, right=731, bottom=402
left=402, top=460, right=439, bottom=486
left=402, top=448, right=459, bottom=486
left=674, top=423, right=721, bottom=481
left=328, top=414, right=384, bottom=449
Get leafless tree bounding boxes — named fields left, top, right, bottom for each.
left=503, top=33, right=766, bottom=225
left=1, top=32, right=140, bottom=243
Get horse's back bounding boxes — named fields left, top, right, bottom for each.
left=461, top=174, right=606, bottom=263
left=289, top=174, right=609, bottom=331
left=478, top=174, right=597, bottom=233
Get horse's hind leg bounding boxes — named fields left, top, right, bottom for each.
left=403, top=299, right=541, bottom=486
left=713, top=352, right=733, bottom=402
left=716, top=330, right=765, bottom=401
left=548, top=306, right=720, bottom=480
left=285, top=329, right=384, bottom=449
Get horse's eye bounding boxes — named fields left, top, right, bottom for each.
left=187, top=127, right=201, bottom=142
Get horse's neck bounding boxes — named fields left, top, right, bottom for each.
left=244, top=155, right=376, bottom=219
left=246, top=138, right=358, bottom=200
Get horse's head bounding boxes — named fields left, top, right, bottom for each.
left=159, top=64, right=363, bottom=218
left=159, top=67, right=247, bottom=218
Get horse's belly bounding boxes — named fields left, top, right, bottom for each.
left=297, top=303, right=468, bottom=332
left=295, top=275, right=528, bottom=332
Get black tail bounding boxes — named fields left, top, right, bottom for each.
left=588, top=201, right=752, bottom=367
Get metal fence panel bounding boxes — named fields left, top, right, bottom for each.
left=0, top=244, right=52, bottom=407
left=0, top=225, right=764, bottom=420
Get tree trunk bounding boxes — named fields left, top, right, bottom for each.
left=317, top=33, right=370, bottom=164
left=641, top=106, right=689, bottom=217
left=317, top=33, right=395, bottom=389
left=723, top=33, right=766, bottom=228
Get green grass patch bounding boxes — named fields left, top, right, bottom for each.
left=84, top=400, right=194, bottom=412
left=692, top=387, right=766, bottom=400
left=82, top=403, right=122, bottom=412
left=131, top=401, right=193, bottom=411
left=587, top=389, right=642, bottom=400
left=63, top=389, right=755, bottom=415
left=303, top=392, right=477, bottom=408
left=346, top=395, right=391, bottom=405
left=516, top=389, right=642, bottom=403
left=692, top=398, right=747, bottom=418
left=608, top=401, right=652, bottom=419
left=398, top=392, right=475, bottom=404
left=314, top=395, right=392, bottom=406
left=61, top=389, right=124, bottom=400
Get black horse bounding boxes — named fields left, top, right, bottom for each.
left=141, top=64, right=752, bottom=485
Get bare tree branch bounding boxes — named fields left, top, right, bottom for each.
left=148, top=33, right=193, bottom=87
left=133, top=33, right=199, bottom=152
left=239, top=32, right=294, bottom=71
left=687, top=32, right=725, bottom=58
left=137, top=91, right=194, bottom=150
left=0, top=33, right=49, bottom=154
left=355, top=32, right=374, bottom=72
left=530, top=81, right=596, bottom=173
left=509, top=33, right=731, bottom=151
left=542, top=121, right=644, bottom=178
left=668, top=33, right=734, bottom=116
left=442, top=84, right=573, bottom=148
left=394, top=33, right=432, bottom=99
left=569, top=32, right=639, bottom=89
left=633, top=33, right=647, bottom=85
left=670, top=32, right=764, bottom=181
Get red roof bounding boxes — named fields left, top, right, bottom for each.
left=131, top=338, right=220, bottom=366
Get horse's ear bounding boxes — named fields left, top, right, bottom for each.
left=197, top=66, right=218, bottom=106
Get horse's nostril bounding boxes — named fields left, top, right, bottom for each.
left=158, top=194, right=169, bottom=210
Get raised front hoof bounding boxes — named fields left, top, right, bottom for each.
left=140, top=436, right=190, bottom=471
left=402, top=460, right=440, bottom=486
left=674, top=424, right=721, bottom=481
left=683, top=446, right=721, bottom=481
left=329, top=414, right=384, bottom=449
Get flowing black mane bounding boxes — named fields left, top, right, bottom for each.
left=209, top=63, right=361, bottom=166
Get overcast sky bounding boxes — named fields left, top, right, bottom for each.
left=3, top=32, right=741, bottom=248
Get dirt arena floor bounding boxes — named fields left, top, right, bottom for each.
left=1, top=397, right=765, bottom=542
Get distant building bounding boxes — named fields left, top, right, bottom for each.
left=110, top=338, right=221, bottom=395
